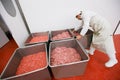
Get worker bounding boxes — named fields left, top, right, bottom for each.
left=73, top=10, right=118, bottom=67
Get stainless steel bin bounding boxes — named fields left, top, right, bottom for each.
left=25, top=31, right=49, bottom=46
left=0, top=43, right=51, bottom=80
left=50, top=29, right=74, bottom=42
left=49, top=39, right=89, bottom=79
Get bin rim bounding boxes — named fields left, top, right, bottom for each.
left=49, top=59, right=89, bottom=67
left=1, top=66, right=48, bottom=80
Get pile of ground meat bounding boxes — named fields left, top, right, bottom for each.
left=16, top=52, right=46, bottom=75
left=29, top=35, right=48, bottom=43
left=52, top=31, right=71, bottom=40
left=50, top=47, right=81, bottom=66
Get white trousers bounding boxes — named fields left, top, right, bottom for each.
left=90, top=35, right=116, bottom=60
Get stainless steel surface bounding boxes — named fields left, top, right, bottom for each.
left=49, top=39, right=89, bottom=79
left=0, top=43, right=51, bottom=80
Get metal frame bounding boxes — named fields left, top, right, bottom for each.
left=113, top=20, right=120, bottom=35
left=15, top=0, right=31, bottom=34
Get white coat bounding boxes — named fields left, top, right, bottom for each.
left=75, top=10, right=116, bottom=54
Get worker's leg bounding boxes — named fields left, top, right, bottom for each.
left=86, top=44, right=96, bottom=55
left=105, top=52, right=118, bottom=67
left=104, top=36, right=118, bottom=67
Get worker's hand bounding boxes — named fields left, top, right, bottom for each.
left=76, top=35, right=82, bottom=39
left=71, top=29, right=80, bottom=36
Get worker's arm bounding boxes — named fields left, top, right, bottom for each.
left=76, top=10, right=96, bottom=39
left=80, top=13, right=90, bottom=36
left=76, top=15, right=90, bottom=40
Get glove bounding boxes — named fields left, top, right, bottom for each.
left=76, top=35, right=82, bottom=39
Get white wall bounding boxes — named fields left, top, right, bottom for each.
left=0, top=0, right=29, bottom=47
left=19, top=0, right=120, bottom=34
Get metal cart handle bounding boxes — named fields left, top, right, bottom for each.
left=113, top=20, right=120, bottom=35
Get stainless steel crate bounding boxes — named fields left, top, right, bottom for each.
left=49, top=39, right=89, bottom=79
left=69, top=28, right=93, bottom=49
left=25, top=31, right=49, bottom=46
left=50, top=29, right=74, bottom=42
left=0, top=43, right=51, bottom=80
